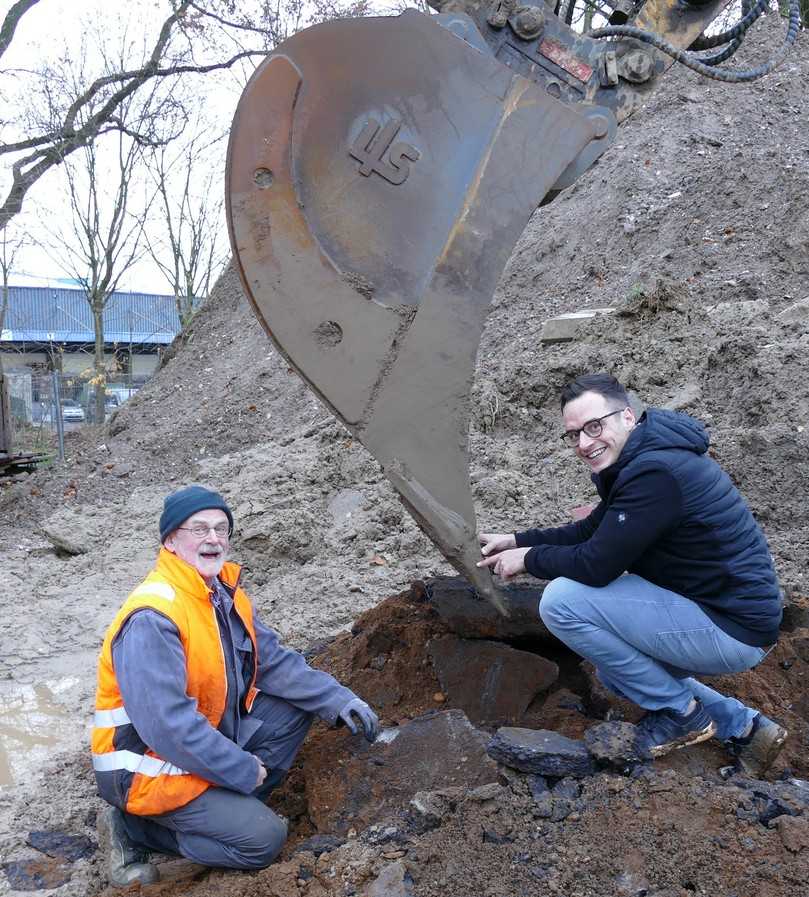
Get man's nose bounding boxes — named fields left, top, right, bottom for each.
left=578, top=431, right=596, bottom=451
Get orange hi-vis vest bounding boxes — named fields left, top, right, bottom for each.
left=91, top=548, right=259, bottom=816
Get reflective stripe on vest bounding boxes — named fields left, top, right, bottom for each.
left=92, top=750, right=187, bottom=777
left=94, top=707, right=132, bottom=727
left=129, top=581, right=176, bottom=602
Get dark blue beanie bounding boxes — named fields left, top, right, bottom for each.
left=159, top=486, right=234, bottom=543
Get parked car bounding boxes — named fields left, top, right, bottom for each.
left=84, top=391, right=120, bottom=422
left=61, top=399, right=85, bottom=423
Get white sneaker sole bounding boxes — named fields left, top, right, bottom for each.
left=647, top=720, right=717, bottom=758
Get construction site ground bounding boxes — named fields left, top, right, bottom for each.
left=0, top=15, right=807, bottom=897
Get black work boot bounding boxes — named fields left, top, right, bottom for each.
left=724, top=713, right=788, bottom=778
left=97, top=806, right=160, bottom=888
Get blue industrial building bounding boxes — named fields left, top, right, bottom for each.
left=0, top=285, right=183, bottom=376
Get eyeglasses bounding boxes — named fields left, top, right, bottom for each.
left=177, top=523, right=231, bottom=539
left=560, top=408, right=626, bottom=446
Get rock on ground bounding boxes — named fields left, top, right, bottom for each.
left=487, top=727, right=595, bottom=778
left=302, top=709, right=499, bottom=834
left=427, top=636, right=558, bottom=724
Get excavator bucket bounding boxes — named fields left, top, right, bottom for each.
left=226, top=10, right=612, bottom=614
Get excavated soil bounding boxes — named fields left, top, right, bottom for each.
left=0, top=14, right=807, bottom=897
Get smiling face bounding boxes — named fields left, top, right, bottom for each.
left=562, top=390, right=636, bottom=474
left=163, top=508, right=230, bottom=585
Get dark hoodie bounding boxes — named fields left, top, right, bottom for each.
left=516, top=409, right=781, bottom=647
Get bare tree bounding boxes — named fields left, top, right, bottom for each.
left=145, top=130, right=228, bottom=328
left=0, top=222, right=29, bottom=454
left=44, top=117, right=155, bottom=425
left=307, top=0, right=376, bottom=24
left=0, top=1, right=277, bottom=231
left=0, top=0, right=391, bottom=232
left=0, top=223, right=28, bottom=377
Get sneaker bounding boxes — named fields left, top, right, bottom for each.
left=97, top=806, right=160, bottom=888
left=634, top=699, right=716, bottom=759
left=724, top=713, right=787, bottom=778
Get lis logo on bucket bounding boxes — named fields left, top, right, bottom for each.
left=349, top=117, right=420, bottom=186
left=617, top=512, right=627, bottom=524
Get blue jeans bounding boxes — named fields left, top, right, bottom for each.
left=122, top=693, right=313, bottom=869
left=539, top=574, right=769, bottom=741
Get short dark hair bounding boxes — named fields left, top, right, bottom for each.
left=560, top=373, right=629, bottom=411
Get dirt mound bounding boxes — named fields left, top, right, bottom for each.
left=109, top=590, right=809, bottom=896
left=181, top=588, right=809, bottom=896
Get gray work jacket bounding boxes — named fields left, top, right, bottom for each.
left=111, top=577, right=354, bottom=795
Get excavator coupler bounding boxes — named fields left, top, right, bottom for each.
left=226, top=10, right=615, bottom=614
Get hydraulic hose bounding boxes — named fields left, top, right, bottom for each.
left=689, top=0, right=767, bottom=50
left=589, top=0, right=801, bottom=82
left=696, top=36, right=743, bottom=65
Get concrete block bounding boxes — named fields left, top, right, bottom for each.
left=539, top=308, right=616, bottom=344
left=487, top=727, right=595, bottom=778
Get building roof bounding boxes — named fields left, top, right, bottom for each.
left=0, top=286, right=183, bottom=346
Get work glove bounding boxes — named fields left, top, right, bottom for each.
left=337, top=697, right=379, bottom=743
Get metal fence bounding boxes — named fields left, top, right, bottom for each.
left=4, top=369, right=147, bottom=460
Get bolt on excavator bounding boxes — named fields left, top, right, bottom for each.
left=225, top=0, right=800, bottom=615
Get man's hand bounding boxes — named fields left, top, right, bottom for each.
left=254, top=756, right=267, bottom=789
left=338, top=697, right=379, bottom=743
left=476, top=546, right=530, bottom=580
left=478, top=532, right=517, bottom=556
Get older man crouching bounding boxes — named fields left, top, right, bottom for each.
left=92, top=485, right=378, bottom=887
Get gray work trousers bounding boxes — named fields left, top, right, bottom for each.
left=121, top=693, right=313, bottom=869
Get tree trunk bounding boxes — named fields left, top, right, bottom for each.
left=564, top=0, right=576, bottom=26
left=93, top=299, right=106, bottom=425
left=175, top=277, right=195, bottom=330
left=180, top=289, right=194, bottom=329
left=0, top=280, right=7, bottom=378
left=0, top=282, right=10, bottom=452
left=0, top=372, right=10, bottom=454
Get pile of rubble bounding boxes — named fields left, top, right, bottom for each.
left=224, top=580, right=809, bottom=897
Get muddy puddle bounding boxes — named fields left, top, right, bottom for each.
left=0, top=677, right=84, bottom=789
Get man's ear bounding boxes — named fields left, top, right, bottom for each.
left=163, top=533, right=177, bottom=553
left=623, top=406, right=637, bottom=428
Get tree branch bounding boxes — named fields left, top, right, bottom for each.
left=186, top=1, right=274, bottom=37
left=0, top=1, right=267, bottom=230
left=0, top=0, right=40, bottom=64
